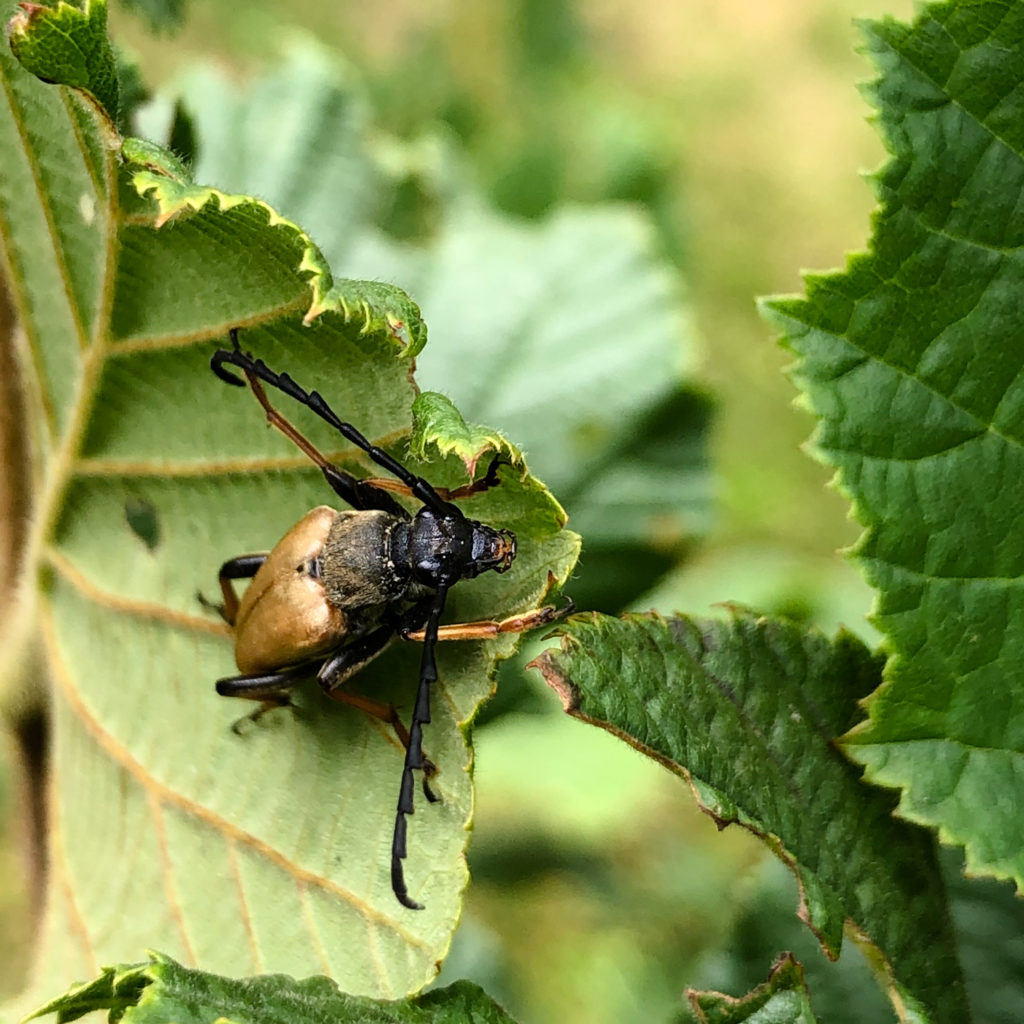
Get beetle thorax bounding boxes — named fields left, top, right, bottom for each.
left=320, top=509, right=412, bottom=609
left=406, top=508, right=516, bottom=586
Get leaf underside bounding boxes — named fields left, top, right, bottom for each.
left=147, top=45, right=710, bottom=612
left=763, top=0, right=1024, bottom=891
left=1, top=0, right=578, bottom=1005
left=533, top=611, right=967, bottom=1024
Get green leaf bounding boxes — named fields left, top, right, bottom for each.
left=142, top=46, right=709, bottom=610
left=687, top=954, right=818, bottom=1024
left=24, top=951, right=521, bottom=1024
left=689, top=858, right=893, bottom=1024
left=411, top=392, right=517, bottom=477
left=761, top=0, right=1024, bottom=890
left=531, top=612, right=967, bottom=1024
left=944, top=849, right=1024, bottom=1024
left=8, top=0, right=119, bottom=126
left=2, top=8, right=578, bottom=1008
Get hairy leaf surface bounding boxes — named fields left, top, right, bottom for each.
left=25, top=951, right=521, bottom=1024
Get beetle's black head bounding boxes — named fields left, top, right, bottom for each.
left=470, top=525, right=516, bottom=576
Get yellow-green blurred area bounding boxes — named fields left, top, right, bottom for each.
left=4, top=0, right=915, bottom=1021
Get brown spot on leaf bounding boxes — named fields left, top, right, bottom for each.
left=527, top=649, right=581, bottom=713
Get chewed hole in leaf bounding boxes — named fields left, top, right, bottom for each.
left=124, top=497, right=161, bottom=551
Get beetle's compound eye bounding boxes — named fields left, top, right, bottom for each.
left=494, top=529, right=516, bottom=572
left=487, top=532, right=516, bottom=573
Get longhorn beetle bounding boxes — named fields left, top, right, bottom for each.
left=207, top=328, right=568, bottom=910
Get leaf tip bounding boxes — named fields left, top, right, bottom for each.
left=526, top=648, right=580, bottom=712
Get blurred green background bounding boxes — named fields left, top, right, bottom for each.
left=1, top=0, right=924, bottom=1021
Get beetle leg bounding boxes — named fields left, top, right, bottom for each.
left=403, top=596, right=575, bottom=642
left=214, top=336, right=409, bottom=517
left=205, top=553, right=268, bottom=625
left=317, top=629, right=439, bottom=802
left=215, top=665, right=307, bottom=732
left=362, top=454, right=509, bottom=501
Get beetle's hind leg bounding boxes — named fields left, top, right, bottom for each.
left=216, top=665, right=307, bottom=733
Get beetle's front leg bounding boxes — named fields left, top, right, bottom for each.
left=362, top=454, right=510, bottom=501
left=403, top=596, right=574, bottom=642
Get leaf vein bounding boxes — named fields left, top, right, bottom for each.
left=1, top=71, right=89, bottom=351
left=41, top=602, right=430, bottom=946
left=47, top=547, right=231, bottom=634
left=226, top=838, right=264, bottom=973
left=146, top=791, right=199, bottom=966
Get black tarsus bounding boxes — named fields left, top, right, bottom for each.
left=317, top=625, right=439, bottom=805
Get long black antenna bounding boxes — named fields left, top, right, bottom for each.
left=212, top=332, right=458, bottom=517
left=392, top=582, right=449, bottom=910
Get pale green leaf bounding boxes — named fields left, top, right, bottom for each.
left=142, top=46, right=710, bottom=610
left=410, top=392, right=517, bottom=477
left=1, top=8, right=578, bottom=1009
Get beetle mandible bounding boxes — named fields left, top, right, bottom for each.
left=206, top=328, right=567, bottom=910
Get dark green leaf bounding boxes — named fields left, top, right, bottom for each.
left=761, top=0, right=1024, bottom=889
left=24, top=952, right=521, bottom=1024
left=687, top=858, right=895, bottom=1024
left=944, top=849, right=1024, bottom=1024
left=687, top=954, right=817, bottom=1024
left=532, top=612, right=966, bottom=1024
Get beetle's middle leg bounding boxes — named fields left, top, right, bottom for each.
left=318, top=629, right=440, bottom=802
